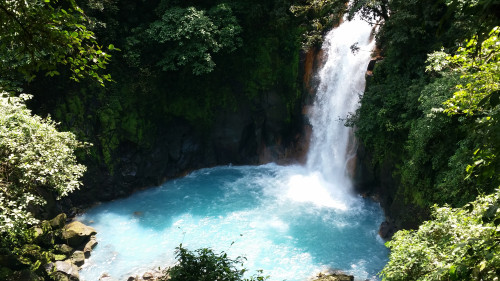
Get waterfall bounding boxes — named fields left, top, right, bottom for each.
left=78, top=15, right=389, bottom=281
left=306, top=16, right=375, bottom=194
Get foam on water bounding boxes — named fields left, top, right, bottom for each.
left=79, top=165, right=388, bottom=281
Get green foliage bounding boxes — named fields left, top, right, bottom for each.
left=0, top=0, right=115, bottom=86
left=426, top=26, right=500, bottom=197
left=347, top=0, right=389, bottom=22
left=380, top=189, right=500, bottom=280
left=147, top=3, right=242, bottom=75
left=290, top=0, right=346, bottom=48
left=0, top=93, right=86, bottom=239
left=160, top=245, right=269, bottom=281
left=351, top=0, right=500, bottom=217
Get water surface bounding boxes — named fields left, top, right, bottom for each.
left=78, top=164, right=388, bottom=280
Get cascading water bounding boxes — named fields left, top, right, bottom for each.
left=307, top=17, right=374, bottom=179
left=78, top=15, right=387, bottom=281
left=288, top=17, right=375, bottom=211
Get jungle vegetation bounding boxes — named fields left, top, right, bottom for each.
left=0, top=0, right=499, bottom=280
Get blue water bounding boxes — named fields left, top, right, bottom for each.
left=78, top=164, right=388, bottom=281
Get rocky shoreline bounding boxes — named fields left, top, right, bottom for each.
left=44, top=215, right=98, bottom=281
left=97, top=270, right=355, bottom=281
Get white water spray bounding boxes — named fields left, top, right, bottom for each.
left=286, top=16, right=375, bottom=209
left=78, top=15, right=388, bottom=281
left=303, top=16, right=375, bottom=199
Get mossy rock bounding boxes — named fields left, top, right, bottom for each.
left=0, top=249, right=22, bottom=268
left=54, top=244, right=73, bottom=255
left=50, top=213, right=67, bottom=229
left=61, top=221, right=97, bottom=247
left=70, top=251, right=85, bottom=267
left=0, top=266, right=13, bottom=280
left=45, top=261, right=79, bottom=281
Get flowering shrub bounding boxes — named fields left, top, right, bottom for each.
left=0, top=93, right=86, bottom=240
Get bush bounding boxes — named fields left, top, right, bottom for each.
left=0, top=93, right=87, bottom=243
left=380, top=189, right=500, bottom=280
left=160, top=244, right=269, bottom=281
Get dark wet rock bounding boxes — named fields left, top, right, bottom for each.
left=83, top=235, right=98, bottom=258
left=54, top=244, right=74, bottom=255
left=99, top=272, right=119, bottom=281
left=142, top=272, right=154, bottom=280
left=379, top=220, right=397, bottom=239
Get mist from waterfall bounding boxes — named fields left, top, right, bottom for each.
left=307, top=16, right=374, bottom=186
left=288, top=16, right=375, bottom=210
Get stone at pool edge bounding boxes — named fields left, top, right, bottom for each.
left=83, top=235, right=98, bottom=258
left=61, top=221, right=97, bottom=247
left=70, top=250, right=85, bottom=267
left=313, top=273, right=354, bottom=281
left=45, top=260, right=80, bottom=281
left=50, top=213, right=68, bottom=229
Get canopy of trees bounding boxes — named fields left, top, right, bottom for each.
left=0, top=0, right=114, bottom=86
left=1, top=0, right=499, bottom=280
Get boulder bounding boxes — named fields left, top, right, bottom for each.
left=50, top=213, right=67, bottom=229
left=142, top=272, right=154, bottom=280
left=99, top=272, right=119, bottom=281
left=379, top=220, right=397, bottom=240
left=83, top=235, right=98, bottom=258
left=54, top=244, right=74, bottom=255
left=61, top=221, right=96, bottom=247
left=70, top=250, right=85, bottom=267
left=45, top=261, right=79, bottom=281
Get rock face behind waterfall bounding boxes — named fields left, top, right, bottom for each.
left=69, top=71, right=309, bottom=208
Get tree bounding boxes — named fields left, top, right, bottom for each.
left=0, top=0, right=114, bottom=86
left=146, top=3, right=242, bottom=75
left=290, top=0, right=346, bottom=48
left=0, top=93, right=86, bottom=244
left=347, top=0, right=389, bottom=22
left=380, top=189, right=500, bottom=280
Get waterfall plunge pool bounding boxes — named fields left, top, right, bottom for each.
left=78, top=164, right=389, bottom=281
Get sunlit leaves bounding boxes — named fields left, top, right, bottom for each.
left=0, top=93, right=87, bottom=237
left=426, top=26, right=500, bottom=189
left=160, top=245, right=269, bottom=281
left=0, top=0, right=114, bottom=86
left=147, top=4, right=242, bottom=75
left=381, top=189, right=500, bottom=281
